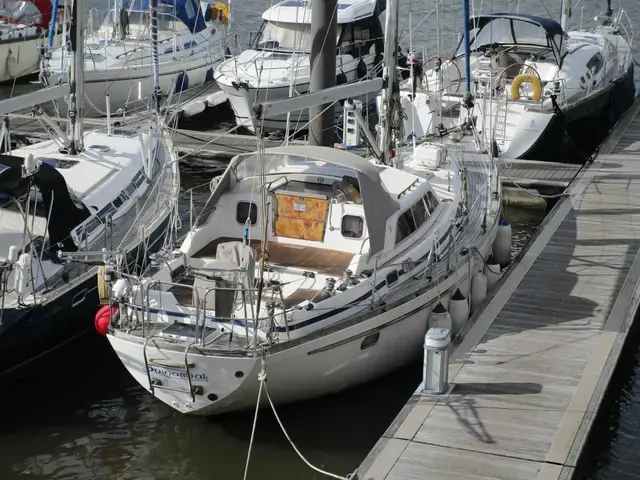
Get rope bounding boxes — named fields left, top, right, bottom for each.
left=242, top=370, right=265, bottom=480
left=263, top=382, right=352, bottom=480
left=243, top=354, right=353, bottom=480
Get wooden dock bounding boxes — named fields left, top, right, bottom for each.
left=499, top=159, right=582, bottom=188
left=357, top=96, right=640, bottom=480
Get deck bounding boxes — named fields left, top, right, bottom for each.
left=357, top=95, right=640, bottom=480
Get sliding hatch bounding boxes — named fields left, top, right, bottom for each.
left=272, top=180, right=332, bottom=242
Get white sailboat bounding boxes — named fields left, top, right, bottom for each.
left=395, top=1, right=635, bottom=160
left=101, top=0, right=504, bottom=416
left=41, top=0, right=229, bottom=117
left=0, top=0, right=180, bottom=374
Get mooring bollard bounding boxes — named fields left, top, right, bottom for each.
left=421, top=327, right=451, bottom=395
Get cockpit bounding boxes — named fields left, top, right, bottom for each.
left=453, top=14, right=568, bottom=79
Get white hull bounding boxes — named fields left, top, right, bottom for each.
left=108, top=228, right=496, bottom=416
left=0, top=29, right=62, bottom=82
left=0, top=37, right=41, bottom=81
left=44, top=19, right=227, bottom=116
left=49, top=58, right=217, bottom=116
left=397, top=92, right=556, bottom=159
left=219, top=76, right=378, bottom=133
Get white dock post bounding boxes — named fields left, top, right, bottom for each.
left=420, top=327, right=451, bottom=395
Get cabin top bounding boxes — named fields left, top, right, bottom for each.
left=262, top=0, right=377, bottom=25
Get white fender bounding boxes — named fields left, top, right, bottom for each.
left=470, top=271, right=487, bottom=313
left=449, top=288, right=469, bottom=335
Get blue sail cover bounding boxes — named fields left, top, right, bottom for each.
left=123, top=0, right=207, bottom=33
left=468, top=13, right=564, bottom=38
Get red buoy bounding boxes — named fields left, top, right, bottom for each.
left=95, top=305, right=118, bottom=336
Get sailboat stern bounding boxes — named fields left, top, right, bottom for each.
left=498, top=109, right=556, bottom=159
left=107, top=331, right=261, bottom=415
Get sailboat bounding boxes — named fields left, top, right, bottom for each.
left=0, top=0, right=180, bottom=375
left=40, top=0, right=230, bottom=117
left=100, top=0, right=503, bottom=416
left=0, top=0, right=63, bottom=83
left=395, top=0, right=635, bottom=161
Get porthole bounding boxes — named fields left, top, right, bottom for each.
left=360, top=332, right=380, bottom=350
left=341, top=215, right=364, bottom=238
left=236, top=201, right=257, bottom=225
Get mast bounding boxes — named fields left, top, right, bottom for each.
left=150, top=0, right=161, bottom=121
left=560, top=0, right=571, bottom=32
left=308, top=0, right=337, bottom=147
left=378, top=0, right=399, bottom=164
left=462, top=0, right=471, bottom=95
left=68, top=0, right=84, bottom=154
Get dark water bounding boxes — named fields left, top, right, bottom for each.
left=1, top=0, right=640, bottom=479
left=582, top=320, right=640, bottom=480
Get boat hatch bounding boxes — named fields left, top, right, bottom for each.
left=272, top=181, right=332, bottom=242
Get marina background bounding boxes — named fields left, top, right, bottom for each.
left=0, top=0, right=639, bottom=478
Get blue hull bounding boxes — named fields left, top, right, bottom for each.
left=0, top=215, right=171, bottom=376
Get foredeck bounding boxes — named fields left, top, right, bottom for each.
left=357, top=96, right=640, bottom=480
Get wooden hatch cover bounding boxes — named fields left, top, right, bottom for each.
left=273, top=192, right=329, bottom=241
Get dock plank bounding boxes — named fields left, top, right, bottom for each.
left=357, top=97, right=640, bottom=480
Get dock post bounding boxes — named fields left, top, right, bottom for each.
left=308, top=0, right=337, bottom=147
left=421, top=327, right=451, bottom=395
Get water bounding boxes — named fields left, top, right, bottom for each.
left=584, top=325, right=640, bottom=480
left=1, top=0, right=640, bottom=478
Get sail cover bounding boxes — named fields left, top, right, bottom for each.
left=123, top=0, right=207, bottom=33
left=0, top=155, right=90, bottom=252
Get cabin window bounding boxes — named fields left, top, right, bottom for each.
left=255, top=21, right=313, bottom=51
left=85, top=216, right=102, bottom=236
left=124, top=182, right=137, bottom=197
left=353, top=18, right=372, bottom=57
left=411, top=198, right=429, bottom=229
left=340, top=18, right=375, bottom=58
left=236, top=202, right=257, bottom=226
left=353, top=19, right=371, bottom=45
left=339, top=23, right=354, bottom=55
left=425, top=191, right=439, bottom=213
left=396, top=196, right=435, bottom=245
left=132, top=171, right=145, bottom=187
left=341, top=215, right=364, bottom=238
left=586, top=53, right=604, bottom=76
left=396, top=209, right=417, bottom=244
